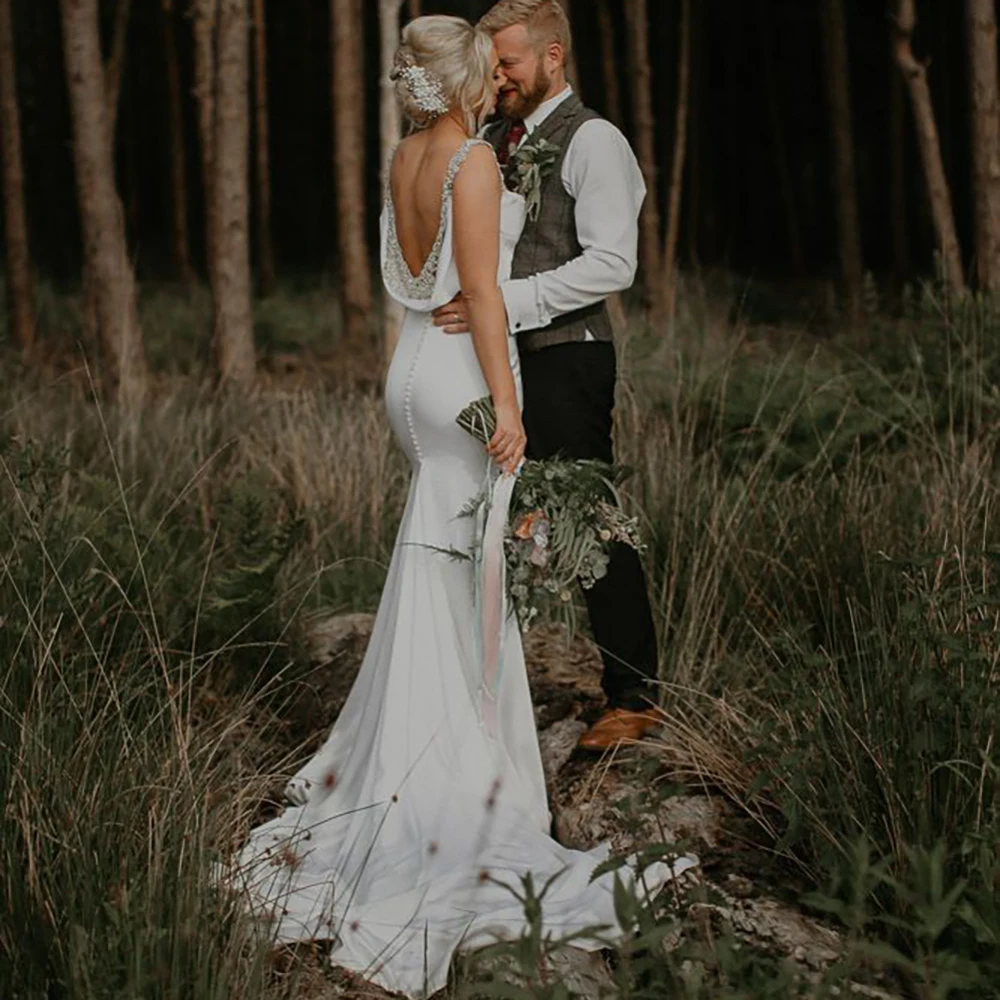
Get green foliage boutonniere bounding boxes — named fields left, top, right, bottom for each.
left=509, top=137, right=561, bottom=221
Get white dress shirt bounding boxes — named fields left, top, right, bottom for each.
left=500, top=87, right=646, bottom=339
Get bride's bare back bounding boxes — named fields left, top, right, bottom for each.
left=390, top=131, right=470, bottom=278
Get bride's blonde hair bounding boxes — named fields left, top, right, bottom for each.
left=391, top=16, right=496, bottom=135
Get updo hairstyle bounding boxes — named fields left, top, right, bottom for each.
left=391, top=16, right=496, bottom=134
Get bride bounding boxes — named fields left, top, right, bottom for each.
left=220, top=15, right=696, bottom=997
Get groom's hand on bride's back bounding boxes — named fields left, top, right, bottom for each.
left=433, top=294, right=471, bottom=334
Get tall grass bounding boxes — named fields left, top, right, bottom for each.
left=1, top=281, right=999, bottom=996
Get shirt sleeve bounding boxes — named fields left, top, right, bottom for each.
left=501, top=119, right=646, bottom=335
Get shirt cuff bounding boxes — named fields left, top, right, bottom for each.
left=502, top=277, right=547, bottom=335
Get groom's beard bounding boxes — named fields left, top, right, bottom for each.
left=499, top=64, right=552, bottom=120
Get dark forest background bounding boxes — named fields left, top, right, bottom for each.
left=10, top=0, right=972, bottom=287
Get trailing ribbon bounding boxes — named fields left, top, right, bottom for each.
left=473, top=464, right=518, bottom=738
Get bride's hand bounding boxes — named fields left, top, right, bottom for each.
left=432, top=293, right=471, bottom=334
left=489, top=400, right=526, bottom=475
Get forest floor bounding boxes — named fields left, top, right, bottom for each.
left=1, top=279, right=999, bottom=998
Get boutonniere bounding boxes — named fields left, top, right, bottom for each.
left=509, top=136, right=561, bottom=221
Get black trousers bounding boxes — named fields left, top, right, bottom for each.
left=520, top=340, right=659, bottom=710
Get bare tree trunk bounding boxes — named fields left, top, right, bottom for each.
left=251, top=0, right=275, bottom=294
left=192, top=0, right=218, bottom=282
left=686, top=0, right=704, bottom=268
left=596, top=0, right=622, bottom=128
left=561, top=0, right=579, bottom=91
left=60, top=0, right=146, bottom=407
left=819, top=0, right=863, bottom=319
left=332, top=0, right=373, bottom=346
left=406, top=0, right=421, bottom=18
left=104, top=0, right=131, bottom=140
left=213, top=0, right=255, bottom=384
left=889, top=43, right=908, bottom=296
left=161, top=0, right=194, bottom=284
left=662, top=0, right=691, bottom=323
left=595, top=0, right=626, bottom=334
left=379, top=0, right=404, bottom=366
left=625, top=0, right=664, bottom=325
left=893, top=0, right=965, bottom=293
left=0, top=0, right=34, bottom=353
left=966, top=0, right=1000, bottom=291
left=79, top=0, right=131, bottom=354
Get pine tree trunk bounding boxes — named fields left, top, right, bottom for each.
left=662, top=0, right=691, bottom=323
left=893, top=0, right=965, bottom=293
left=561, top=0, right=579, bottom=91
left=60, top=0, right=146, bottom=407
left=104, top=0, right=131, bottom=140
left=213, top=0, right=255, bottom=384
left=79, top=0, right=131, bottom=356
left=332, top=0, right=373, bottom=346
left=966, top=0, right=1000, bottom=291
left=379, top=0, right=404, bottom=367
left=596, top=0, right=622, bottom=127
left=192, top=0, right=218, bottom=283
left=251, top=0, right=275, bottom=294
left=819, top=0, right=863, bottom=319
left=625, top=0, right=664, bottom=325
left=889, top=44, right=908, bottom=297
left=161, top=0, right=194, bottom=284
left=595, top=0, right=626, bottom=334
left=0, top=0, right=34, bottom=352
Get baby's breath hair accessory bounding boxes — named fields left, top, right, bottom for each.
left=391, top=50, right=449, bottom=120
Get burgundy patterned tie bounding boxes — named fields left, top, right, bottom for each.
left=498, top=120, right=527, bottom=166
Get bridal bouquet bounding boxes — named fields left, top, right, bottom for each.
left=457, top=396, right=645, bottom=629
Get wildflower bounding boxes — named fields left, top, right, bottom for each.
left=514, top=509, right=545, bottom=540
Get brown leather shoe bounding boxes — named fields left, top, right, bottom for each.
left=576, top=707, right=663, bottom=752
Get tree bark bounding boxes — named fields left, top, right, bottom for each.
left=406, top=0, right=421, bottom=18
left=60, top=0, right=146, bottom=406
left=161, top=0, right=194, bottom=284
left=212, top=0, right=255, bottom=384
left=596, top=0, right=622, bottom=128
left=662, top=0, right=691, bottom=323
left=192, top=0, right=218, bottom=282
left=561, top=0, right=580, bottom=92
left=893, top=0, right=965, bottom=293
left=625, top=0, right=664, bottom=325
left=888, top=41, right=908, bottom=297
left=819, top=0, right=863, bottom=319
left=379, top=0, right=404, bottom=366
left=332, top=0, right=373, bottom=346
left=966, top=0, right=1000, bottom=291
left=251, top=0, right=275, bottom=294
left=104, top=0, right=131, bottom=140
left=0, top=0, right=34, bottom=352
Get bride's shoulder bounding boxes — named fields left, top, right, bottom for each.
left=450, top=140, right=502, bottom=191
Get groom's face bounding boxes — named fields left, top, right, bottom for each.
left=493, top=24, right=558, bottom=121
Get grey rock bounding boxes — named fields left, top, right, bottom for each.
left=464, top=947, right=615, bottom=1000
left=538, top=717, right=588, bottom=788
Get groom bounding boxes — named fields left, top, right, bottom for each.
left=433, top=0, right=661, bottom=751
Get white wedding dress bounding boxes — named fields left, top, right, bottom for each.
left=219, top=139, right=696, bottom=997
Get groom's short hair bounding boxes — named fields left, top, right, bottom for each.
left=479, top=0, right=573, bottom=64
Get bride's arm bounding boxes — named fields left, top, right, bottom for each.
left=452, top=144, right=525, bottom=474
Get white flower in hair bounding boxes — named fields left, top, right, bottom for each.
left=400, top=64, right=449, bottom=118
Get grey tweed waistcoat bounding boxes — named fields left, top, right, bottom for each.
left=486, top=94, right=613, bottom=353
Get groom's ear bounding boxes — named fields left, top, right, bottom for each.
left=544, top=40, right=566, bottom=73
